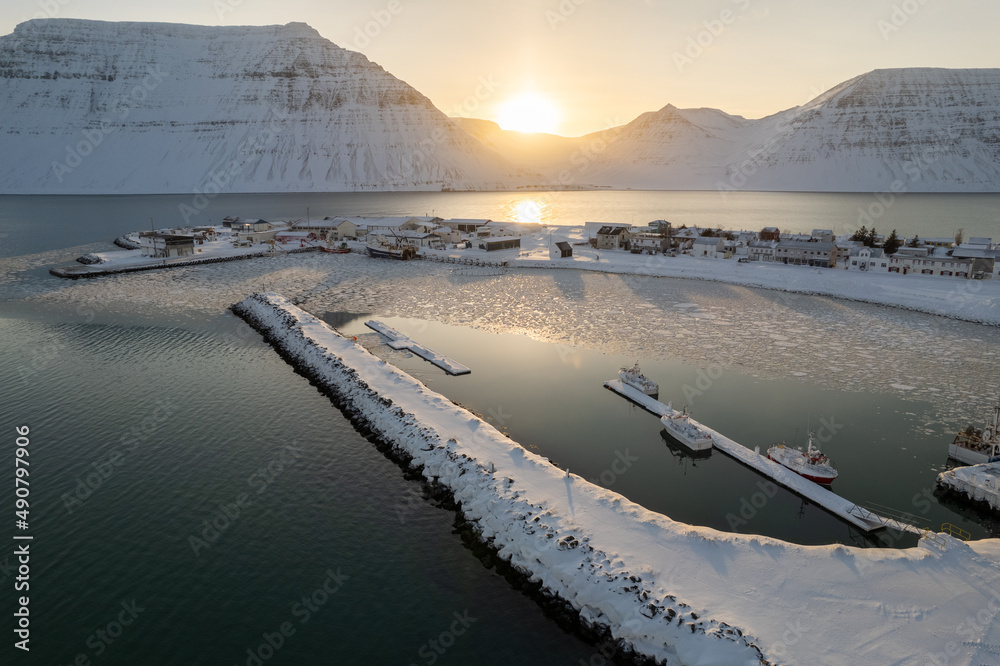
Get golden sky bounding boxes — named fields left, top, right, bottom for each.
left=3, top=0, right=998, bottom=136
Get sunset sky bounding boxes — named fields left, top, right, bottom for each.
left=3, top=0, right=998, bottom=136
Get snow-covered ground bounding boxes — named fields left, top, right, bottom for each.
left=235, top=292, right=1000, bottom=666
left=426, top=226, right=1000, bottom=326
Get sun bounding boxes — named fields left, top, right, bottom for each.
left=495, top=93, right=561, bottom=134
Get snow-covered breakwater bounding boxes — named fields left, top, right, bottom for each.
left=232, top=292, right=765, bottom=665
left=232, top=292, right=1000, bottom=666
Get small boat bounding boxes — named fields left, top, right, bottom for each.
left=767, top=431, right=838, bottom=485
left=660, top=406, right=713, bottom=452
left=949, top=401, right=1000, bottom=465
left=619, top=362, right=658, bottom=396
left=321, top=241, right=351, bottom=254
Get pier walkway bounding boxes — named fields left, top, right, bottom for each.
left=365, top=320, right=471, bottom=375
left=604, top=379, right=922, bottom=534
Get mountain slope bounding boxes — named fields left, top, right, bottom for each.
left=582, top=68, right=1000, bottom=192
left=0, top=19, right=531, bottom=194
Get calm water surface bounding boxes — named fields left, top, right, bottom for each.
left=1, top=191, right=998, bottom=664
left=2, top=191, right=999, bottom=258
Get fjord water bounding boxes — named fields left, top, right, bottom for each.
left=2, top=191, right=999, bottom=664
left=3, top=190, right=1000, bottom=258
left=0, top=310, right=596, bottom=665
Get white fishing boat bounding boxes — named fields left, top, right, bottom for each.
left=366, top=235, right=416, bottom=260
left=660, top=406, right=714, bottom=452
left=949, top=401, right=1000, bottom=465
left=619, top=362, right=658, bottom=396
left=767, top=431, right=838, bottom=485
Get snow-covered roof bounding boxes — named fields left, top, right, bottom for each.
left=445, top=218, right=491, bottom=225
left=951, top=247, right=996, bottom=259
left=292, top=217, right=354, bottom=229
left=849, top=247, right=884, bottom=258
left=777, top=240, right=835, bottom=250
left=597, top=225, right=629, bottom=236
left=693, top=236, right=722, bottom=245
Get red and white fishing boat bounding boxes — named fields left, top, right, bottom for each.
left=321, top=241, right=351, bottom=254
left=767, top=431, right=838, bottom=485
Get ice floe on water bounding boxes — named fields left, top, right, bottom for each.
left=6, top=248, right=1000, bottom=431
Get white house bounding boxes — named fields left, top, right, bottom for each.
left=747, top=240, right=778, bottom=262
left=899, top=248, right=973, bottom=277
left=692, top=236, right=725, bottom=258
left=630, top=233, right=668, bottom=253
left=845, top=247, right=889, bottom=272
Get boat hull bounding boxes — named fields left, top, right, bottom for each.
left=660, top=416, right=713, bottom=451
left=366, top=246, right=411, bottom=260
left=767, top=451, right=837, bottom=484
left=321, top=247, right=351, bottom=254
left=948, top=443, right=1000, bottom=466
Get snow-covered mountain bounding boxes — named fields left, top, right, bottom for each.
left=584, top=68, right=1000, bottom=192
left=0, top=19, right=531, bottom=194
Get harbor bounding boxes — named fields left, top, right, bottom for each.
left=604, top=378, right=923, bottom=535
left=229, top=291, right=1000, bottom=666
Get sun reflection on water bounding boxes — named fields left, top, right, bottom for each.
left=501, top=198, right=551, bottom=226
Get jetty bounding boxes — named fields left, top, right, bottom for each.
left=365, top=320, right=471, bottom=375
left=604, top=379, right=921, bottom=534
left=50, top=245, right=318, bottom=279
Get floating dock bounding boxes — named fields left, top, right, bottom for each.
left=365, top=320, right=471, bottom=376
left=605, top=379, right=919, bottom=534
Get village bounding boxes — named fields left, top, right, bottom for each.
left=99, top=214, right=1000, bottom=282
